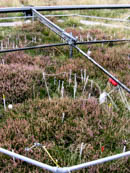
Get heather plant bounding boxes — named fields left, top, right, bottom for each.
left=0, top=64, right=42, bottom=104
left=0, top=53, right=102, bottom=105
left=2, top=52, right=53, bottom=69
left=0, top=97, right=129, bottom=172
left=66, top=28, right=112, bottom=41
left=2, top=52, right=34, bottom=65
left=0, top=5, right=130, bottom=172
left=91, top=46, right=130, bottom=71
left=91, top=45, right=130, bottom=87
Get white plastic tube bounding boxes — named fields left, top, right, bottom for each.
left=0, top=148, right=130, bottom=173
left=0, top=148, right=55, bottom=172
left=68, top=151, right=130, bottom=172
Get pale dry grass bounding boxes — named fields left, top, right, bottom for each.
left=0, top=0, right=21, bottom=7
left=0, top=0, right=130, bottom=7
left=56, top=0, right=130, bottom=5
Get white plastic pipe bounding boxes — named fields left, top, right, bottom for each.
left=0, top=148, right=130, bottom=173
left=0, top=148, right=55, bottom=172
left=68, top=151, right=130, bottom=172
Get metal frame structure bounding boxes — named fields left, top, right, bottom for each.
left=0, top=4, right=130, bottom=172
left=0, top=147, right=130, bottom=173
left=0, top=4, right=130, bottom=13
left=0, top=39, right=130, bottom=53
left=1, top=5, right=130, bottom=93
left=0, top=14, right=130, bottom=22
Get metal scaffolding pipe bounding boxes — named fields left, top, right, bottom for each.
left=0, top=4, right=130, bottom=13
left=0, top=43, right=68, bottom=53
left=68, top=151, right=130, bottom=172
left=32, top=8, right=77, bottom=43
left=1, top=39, right=129, bottom=53
left=77, top=39, right=130, bottom=45
left=74, top=46, right=130, bottom=93
left=0, top=147, right=130, bottom=173
left=0, top=148, right=55, bottom=173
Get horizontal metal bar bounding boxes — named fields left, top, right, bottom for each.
left=0, top=4, right=130, bottom=13
left=0, top=7, right=31, bottom=13
left=0, top=39, right=129, bottom=53
left=77, top=39, right=130, bottom=45
left=32, top=8, right=77, bottom=43
left=74, top=46, right=130, bottom=93
left=0, top=43, right=68, bottom=53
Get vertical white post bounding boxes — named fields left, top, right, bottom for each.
left=3, top=94, right=6, bottom=111
left=69, top=69, right=72, bottom=86
left=61, top=81, right=64, bottom=98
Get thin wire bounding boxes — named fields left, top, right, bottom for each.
left=0, top=16, right=34, bottom=20
left=46, top=14, right=130, bottom=22
left=42, top=146, right=60, bottom=168
left=0, top=14, right=129, bottom=23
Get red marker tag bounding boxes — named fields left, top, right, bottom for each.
left=101, top=146, right=104, bottom=152
left=109, top=78, right=118, bottom=86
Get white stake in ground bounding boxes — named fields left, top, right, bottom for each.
left=62, top=112, right=65, bottom=123
left=80, top=143, right=86, bottom=159
left=1, top=41, right=3, bottom=50
left=73, top=73, right=77, bottom=99
left=2, top=59, right=4, bottom=65
left=82, top=76, right=89, bottom=94
left=69, top=69, right=72, bottom=85
left=61, top=81, right=64, bottom=98
left=3, top=94, right=6, bottom=111
left=43, top=72, right=51, bottom=100
left=123, top=140, right=127, bottom=153
left=54, top=77, right=56, bottom=85
left=58, top=80, right=61, bottom=93
left=88, top=93, right=91, bottom=99
left=83, top=69, right=86, bottom=83
left=87, top=33, right=90, bottom=41
left=80, top=34, right=83, bottom=42
left=24, top=34, right=27, bottom=43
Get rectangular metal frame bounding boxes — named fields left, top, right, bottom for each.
left=0, top=6, right=130, bottom=93
left=0, top=4, right=130, bottom=13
